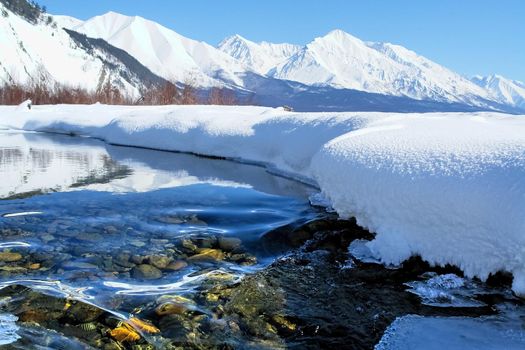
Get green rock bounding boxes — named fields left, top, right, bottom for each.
left=149, top=255, right=171, bottom=269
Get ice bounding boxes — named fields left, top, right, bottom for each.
left=376, top=313, right=525, bottom=350
left=0, top=314, right=20, bottom=346
left=348, top=239, right=384, bottom=265
left=405, top=273, right=486, bottom=307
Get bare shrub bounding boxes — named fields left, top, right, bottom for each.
left=207, top=87, right=237, bottom=105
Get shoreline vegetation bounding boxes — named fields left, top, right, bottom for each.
left=0, top=81, right=242, bottom=106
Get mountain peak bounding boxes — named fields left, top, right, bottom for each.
left=321, top=29, right=362, bottom=42
left=218, top=34, right=300, bottom=75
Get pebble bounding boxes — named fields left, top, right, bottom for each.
left=218, top=237, right=242, bottom=252
left=187, top=249, right=225, bottom=262
left=158, top=216, right=184, bottom=224
left=181, top=239, right=198, bottom=252
left=149, top=255, right=171, bottom=269
left=132, top=264, right=163, bottom=280
left=62, top=261, right=99, bottom=270
left=130, top=240, right=146, bottom=248
left=165, top=260, right=188, bottom=271
left=76, top=233, right=104, bottom=242
left=40, top=234, right=55, bottom=243
left=28, top=263, right=41, bottom=270
left=0, top=252, right=23, bottom=262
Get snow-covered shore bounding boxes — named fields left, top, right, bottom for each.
left=1, top=103, right=524, bottom=294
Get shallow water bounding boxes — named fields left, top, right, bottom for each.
left=0, top=131, right=322, bottom=347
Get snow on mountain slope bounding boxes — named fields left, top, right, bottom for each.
left=218, top=34, right=301, bottom=75
left=0, top=2, right=155, bottom=95
left=73, top=12, right=250, bottom=88
left=471, top=75, right=525, bottom=109
left=270, top=30, right=491, bottom=105
left=52, top=15, right=83, bottom=29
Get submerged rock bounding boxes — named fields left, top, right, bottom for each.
left=148, top=255, right=171, bottom=269
left=188, top=248, right=225, bottom=263
left=0, top=251, right=23, bottom=262
left=165, top=260, right=188, bottom=271
left=132, top=264, right=163, bottom=280
left=218, top=237, right=242, bottom=252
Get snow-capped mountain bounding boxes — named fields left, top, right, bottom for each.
left=1, top=0, right=523, bottom=113
left=0, top=1, right=164, bottom=96
left=218, top=34, right=301, bottom=75
left=70, top=12, right=250, bottom=88
left=268, top=30, right=491, bottom=105
left=471, top=74, right=525, bottom=110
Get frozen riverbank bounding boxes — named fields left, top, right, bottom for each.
left=1, top=103, right=524, bottom=294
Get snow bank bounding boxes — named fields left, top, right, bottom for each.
left=1, top=104, right=524, bottom=294
left=312, top=114, right=525, bottom=294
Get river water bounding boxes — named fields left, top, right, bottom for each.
left=0, top=131, right=322, bottom=348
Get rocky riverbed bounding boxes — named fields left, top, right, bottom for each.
left=0, top=216, right=520, bottom=349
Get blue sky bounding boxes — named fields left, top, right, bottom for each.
left=42, top=0, right=525, bottom=82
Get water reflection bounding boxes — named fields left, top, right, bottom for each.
left=0, top=132, right=315, bottom=199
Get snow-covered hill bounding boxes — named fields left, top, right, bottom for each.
left=218, top=34, right=301, bottom=75
left=471, top=74, right=525, bottom=110
left=0, top=1, right=164, bottom=96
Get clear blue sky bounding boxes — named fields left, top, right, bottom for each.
left=42, top=0, right=525, bottom=82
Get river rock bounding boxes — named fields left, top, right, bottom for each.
left=62, top=261, right=99, bottom=270
left=218, top=237, right=242, bottom=252
left=76, top=233, right=103, bottom=242
left=130, top=240, right=146, bottom=248
left=0, top=251, right=23, bottom=262
left=132, top=264, right=162, bottom=280
left=149, top=255, right=171, bottom=269
left=165, top=260, right=188, bottom=271
left=188, top=249, right=225, bottom=262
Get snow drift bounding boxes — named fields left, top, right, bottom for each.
left=0, top=104, right=524, bottom=294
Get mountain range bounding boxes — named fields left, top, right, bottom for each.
left=1, top=0, right=524, bottom=113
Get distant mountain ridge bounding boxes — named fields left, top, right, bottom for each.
left=0, top=0, right=523, bottom=113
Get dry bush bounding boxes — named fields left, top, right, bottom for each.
left=142, top=81, right=180, bottom=105
left=0, top=74, right=243, bottom=106
left=207, top=87, right=237, bottom=105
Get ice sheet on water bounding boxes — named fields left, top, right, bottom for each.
left=0, top=313, right=20, bottom=345
left=405, top=273, right=486, bottom=307
left=308, top=192, right=335, bottom=212
left=348, top=239, right=399, bottom=268
left=375, top=312, right=525, bottom=350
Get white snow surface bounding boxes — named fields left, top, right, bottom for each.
left=0, top=104, right=524, bottom=294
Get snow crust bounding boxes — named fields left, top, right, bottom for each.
left=0, top=104, right=524, bottom=295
